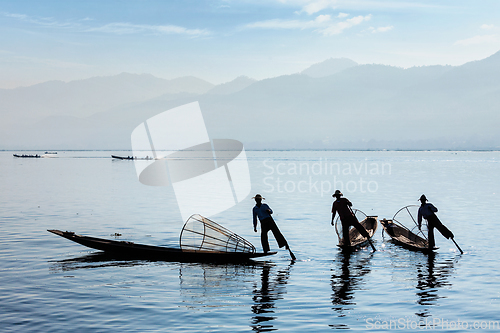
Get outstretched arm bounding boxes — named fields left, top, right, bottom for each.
left=331, top=205, right=337, bottom=226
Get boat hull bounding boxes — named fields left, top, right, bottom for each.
left=337, top=216, right=378, bottom=251
left=380, top=219, right=434, bottom=253
left=48, top=230, right=276, bottom=263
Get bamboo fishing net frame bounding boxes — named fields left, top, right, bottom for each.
left=180, top=214, right=256, bottom=253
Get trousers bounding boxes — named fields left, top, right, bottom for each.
left=425, top=214, right=454, bottom=249
left=260, top=217, right=288, bottom=253
left=341, top=216, right=370, bottom=246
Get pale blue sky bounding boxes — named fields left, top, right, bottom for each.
left=1, top=0, right=499, bottom=88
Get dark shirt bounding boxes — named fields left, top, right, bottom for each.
left=332, top=197, right=354, bottom=221
left=418, top=203, right=438, bottom=227
left=253, top=203, right=273, bottom=229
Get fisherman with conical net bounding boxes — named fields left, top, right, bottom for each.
left=417, top=194, right=454, bottom=250
left=252, top=194, right=290, bottom=254
left=331, top=190, right=376, bottom=251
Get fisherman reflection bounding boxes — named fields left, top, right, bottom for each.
left=330, top=251, right=373, bottom=329
left=251, top=262, right=294, bottom=332
left=415, top=252, right=456, bottom=319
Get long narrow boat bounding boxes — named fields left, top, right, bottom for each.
left=111, top=155, right=134, bottom=160
left=379, top=219, right=433, bottom=252
left=13, top=154, right=40, bottom=158
left=336, top=216, right=378, bottom=251
left=48, top=230, right=276, bottom=263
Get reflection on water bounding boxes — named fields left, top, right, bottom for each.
left=251, top=262, right=294, bottom=332
left=415, top=252, right=457, bottom=319
left=330, top=250, right=374, bottom=329
left=49, top=252, right=150, bottom=273
left=178, top=262, right=261, bottom=309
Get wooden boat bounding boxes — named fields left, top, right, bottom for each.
left=336, top=215, right=378, bottom=251
left=48, top=230, right=276, bottom=262
left=380, top=218, right=433, bottom=252
left=13, top=154, right=40, bottom=158
left=48, top=214, right=277, bottom=263
left=111, top=155, right=134, bottom=160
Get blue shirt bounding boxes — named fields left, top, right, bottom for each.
left=253, top=203, right=273, bottom=228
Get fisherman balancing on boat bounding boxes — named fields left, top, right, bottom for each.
left=417, top=194, right=455, bottom=250
left=252, top=194, right=295, bottom=259
left=331, top=190, right=376, bottom=251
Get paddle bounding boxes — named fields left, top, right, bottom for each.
left=287, top=246, right=297, bottom=261
left=451, top=238, right=464, bottom=254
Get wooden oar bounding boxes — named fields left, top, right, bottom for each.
left=287, top=247, right=296, bottom=261
left=451, top=238, right=463, bottom=254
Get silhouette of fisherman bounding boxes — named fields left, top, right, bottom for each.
left=331, top=190, right=376, bottom=251
left=252, top=194, right=289, bottom=254
left=418, top=194, right=454, bottom=250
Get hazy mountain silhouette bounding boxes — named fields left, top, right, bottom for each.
left=207, top=76, right=257, bottom=95
left=2, top=51, right=500, bottom=150
left=0, top=73, right=213, bottom=122
left=301, top=58, right=358, bottom=78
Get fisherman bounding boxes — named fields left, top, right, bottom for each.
left=252, top=194, right=289, bottom=254
left=417, top=194, right=454, bottom=250
left=331, top=190, right=376, bottom=251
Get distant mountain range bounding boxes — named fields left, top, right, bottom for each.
left=2, top=51, right=500, bottom=150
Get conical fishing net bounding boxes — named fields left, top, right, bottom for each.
left=180, top=214, right=256, bottom=253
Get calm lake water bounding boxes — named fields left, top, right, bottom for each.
left=1, top=150, right=499, bottom=332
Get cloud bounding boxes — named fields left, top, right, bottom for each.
left=3, top=11, right=80, bottom=28
left=0, top=55, right=90, bottom=69
left=245, top=14, right=371, bottom=35
left=454, top=35, right=498, bottom=46
left=301, top=0, right=338, bottom=14
left=480, top=24, right=495, bottom=30
left=282, top=0, right=440, bottom=15
left=2, top=11, right=209, bottom=37
left=368, top=25, right=393, bottom=33
left=318, top=14, right=372, bottom=35
left=86, top=23, right=210, bottom=37
left=338, top=13, right=349, bottom=18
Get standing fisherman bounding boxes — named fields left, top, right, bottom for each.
left=252, top=194, right=295, bottom=259
left=417, top=194, right=454, bottom=250
left=331, top=190, right=376, bottom=251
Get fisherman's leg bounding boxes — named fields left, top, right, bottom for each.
left=428, top=223, right=435, bottom=249
left=269, top=219, right=288, bottom=249
left=260, top=219, right=271, bottom=253
left=351, top=219, right=370, bottom=239
left=351, top=217, right=376, bottom=251
left=342, top=222, right=351, bottom=246
left=261, top=229, right=270, bottom=253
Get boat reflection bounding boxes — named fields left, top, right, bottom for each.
left=414, top=252, right=457, bottom=319
left=49, top=252, right=152, bottom=272
left=330, top=250, right=374, bottom=329
left=250, top=262, right=294, bottom=332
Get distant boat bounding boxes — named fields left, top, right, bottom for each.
left=13, top=154, right=40, bottom=158
left=111, top=155, right=153, bottom=160
left=111, top=155, right=134, bottom=160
